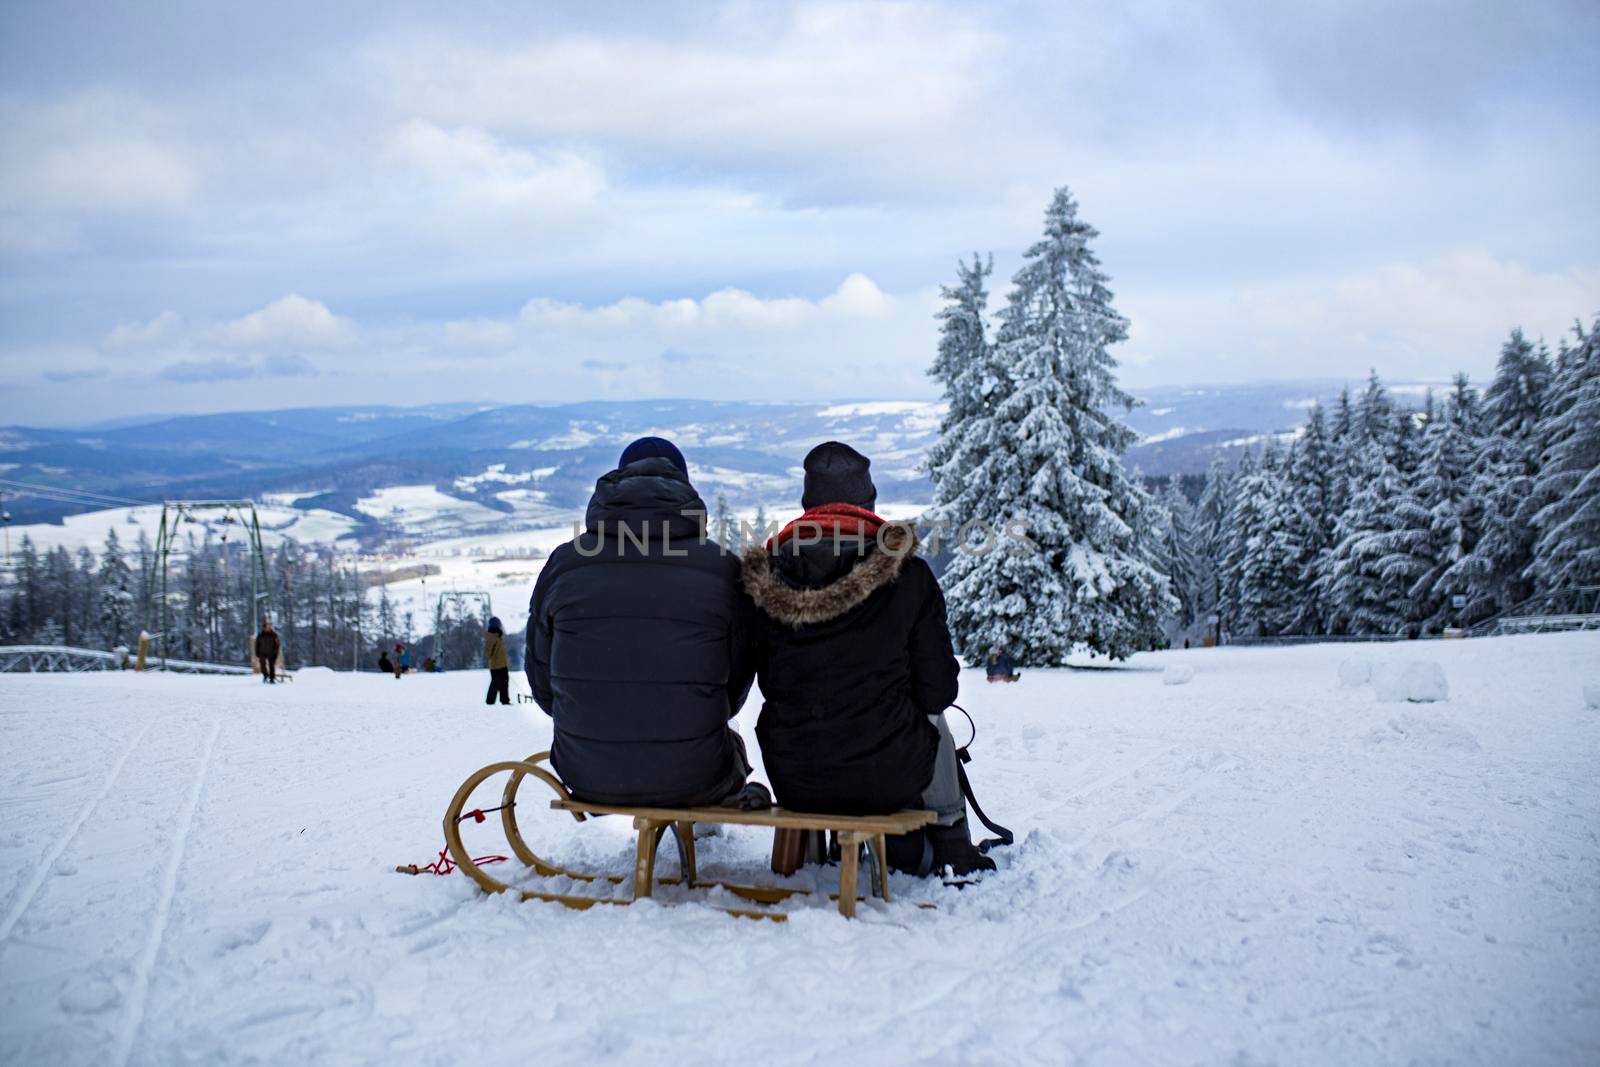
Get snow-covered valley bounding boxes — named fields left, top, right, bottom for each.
left=2, top=632, right=1596, bottom=1065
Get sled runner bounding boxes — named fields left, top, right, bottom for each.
left=438, top=752, right=937, bottom=920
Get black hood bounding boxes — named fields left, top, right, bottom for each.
left=741, top=524, right=918, bottom=627
left=584, top=457, right=707, bottom=539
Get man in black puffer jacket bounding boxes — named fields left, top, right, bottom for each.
left=741, top=441, right=994, bottom=875
left=527, top=437, right=756, bottom=806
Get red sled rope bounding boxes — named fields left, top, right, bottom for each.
left=396, top=804, right=510, bottom=876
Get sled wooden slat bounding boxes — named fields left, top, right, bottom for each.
left=550, top=799, right=935, bottom=835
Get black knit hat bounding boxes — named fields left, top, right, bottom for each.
left=801, top=441, right=876, bottom=510
left=618, top=436, right=687, bottom=475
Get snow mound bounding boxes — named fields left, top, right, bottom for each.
left=1162, top=665, right=1195, bottom=686
left=1368, top=712, right=1481, bottom=753
left=1585, top=685, right=1600, bottom=710
left=1338, top=656, right=1374, bottom=687
left=1371, top=660, right=1449, bottom=703
left=292, top=666, right=339, bottom=680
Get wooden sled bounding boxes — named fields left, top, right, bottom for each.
left=440, top=753, right=935, bottom=921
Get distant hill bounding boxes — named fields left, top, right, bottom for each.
left=0, top=382, right=1430, bottom=537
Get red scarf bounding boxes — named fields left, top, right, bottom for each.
left=769, top=503, right=886, bottom=550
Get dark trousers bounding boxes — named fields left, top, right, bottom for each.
left=262, top=658, right=277, bottom=683
left=486, top=667, right=510, bottom=705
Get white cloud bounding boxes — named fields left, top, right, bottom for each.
left=517, top=273, right=906, bottom=333
left=104, top=311, right=182, bottom=349
left=213, top=295, right=354, bottom=350
left=368, top=4, right=993, bottom=174
left=1125, top=250, right=1600, bottom=385
left=0, top=93, right=196, bottom=215
left=382, top=120, right=605, bottom=215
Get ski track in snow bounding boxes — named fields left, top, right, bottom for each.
left=111, top=719, right=222, bottom=1067
left=0, top=633, right=1598, bottom=1065
left=0, top=719, right=155, bottom=944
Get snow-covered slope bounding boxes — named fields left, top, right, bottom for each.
left=1, top=632, right=1596, bottom=1065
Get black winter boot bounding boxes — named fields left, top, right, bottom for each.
left=884, top=830, right=932, bottom=875
left=928, top=818, right=996, bottom=876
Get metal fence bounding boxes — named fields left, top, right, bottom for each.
left=0, top=645, right=256, bottom=675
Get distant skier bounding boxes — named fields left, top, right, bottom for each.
left=377, top=650, right=394, bottom=675
left=254, top=621, right=281, bottom=685
left=483, top=616, right=511, bottom=706
left=393, top=643, right=409, bottom=679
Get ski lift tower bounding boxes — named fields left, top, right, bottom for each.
left=433, top=590, right=493, bottom=669
left=146, top=500, right=271, bottom=670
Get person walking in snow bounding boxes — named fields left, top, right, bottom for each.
left=254, top=621, right=281, bottom=685
left=740, top=442, right=995, bottom=876
left=483, top=616, right=511, bottom=705
left=392, top=643, right=408, bottom=679
left=527, top=436, right=758, bottom=806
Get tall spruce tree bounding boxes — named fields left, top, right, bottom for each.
left=1459, top=329, right=1555, bottom=609
left=1192, top=455, right=1234, bottom=629
left=1326, top=440, right=1422, bottom=634
left=927, top=254, right=998, bottom=538
left=1155, top=479, right=1199, bottom=633
left=1288, top=404, right=1336, bottom=629
left=935, top=187, right=1173, bottom=662
left=1417, top=375, right=1487, bottom=628
left=1529, top=317, right=1600, bottom=589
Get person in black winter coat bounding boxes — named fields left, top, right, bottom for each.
left=526, top=437, right=757, bottom=806
left=740, top=441, right=994, bottom=875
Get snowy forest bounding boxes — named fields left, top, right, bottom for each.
left=0, top=528, right=495, bottom=670
left=1165, top=325, right=1600, bottom=643
left=929, top=186, right=1600, bottom=662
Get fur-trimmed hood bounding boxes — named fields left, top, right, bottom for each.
left=741, top=522, right=918, bottom=627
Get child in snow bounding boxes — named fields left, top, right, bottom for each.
left=986, top=646, right=1019, bottom=683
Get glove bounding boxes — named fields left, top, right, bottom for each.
left=720, top=782, right=773, bottom=811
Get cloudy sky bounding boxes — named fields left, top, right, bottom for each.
left=1, top=0, right=1595, bottom=425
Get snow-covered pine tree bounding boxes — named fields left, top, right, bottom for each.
left=1288, top=403, right=1336, bottom=629
left=712, top=493, right=733, bottom=550
left=926, top=254, right=998, bottom=540
left=45, top=546, right=75, bottom=646
left=1458, top=330, right=1555, bottom=610
left=1356, top=370, right=1394, bottom=449
left=935, top=187, right=1173, bottom=662
left=1483, top=328, right=1551, bottom=442
left=1325, top=440, right=1424, bottom=635
left=1214, top=448, right=1260, bottom=636
left=1192, top=455, right=1234, bottom=630
left=1155, top=478, right=1199, bottom=633
left=1529, top=317, right=1600, bottom=590
left=95, top=527, right=135, bottom=649
left=1416, top=375, right=1487, bottom=628
left=90, top=531, right=131, bottom=646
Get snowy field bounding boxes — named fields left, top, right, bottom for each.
left=1, top=633, right=1597, bottom=1066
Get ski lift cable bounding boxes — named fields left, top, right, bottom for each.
left=0, top=477, right=150, bottom=505
left=0, top=484, right=139, bottom=508
left=0, top=478, right=155, bottom=509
